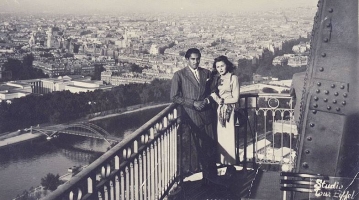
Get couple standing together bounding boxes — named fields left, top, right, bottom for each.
left=170, top=48, right=240, bottom=186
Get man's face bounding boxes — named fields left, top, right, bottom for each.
left=187, top=53, right=200, bottom=70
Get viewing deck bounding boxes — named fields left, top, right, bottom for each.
left=42, top=93, right=297, bottom=200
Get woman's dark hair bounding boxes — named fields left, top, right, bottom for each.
left=212, top=55, right=235, bottom=73
left=185, top=48, right=201, bottom=59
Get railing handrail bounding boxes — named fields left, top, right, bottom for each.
left=43, top=103, right=178, bottom=199
left=257, top=93, right=291, bottom=98
left=43, top=93, right=296, bottom=199
left=240, top=92, right=259, bottom=99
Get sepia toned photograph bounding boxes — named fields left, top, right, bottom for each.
left=0, top=0, right=358, bottom=199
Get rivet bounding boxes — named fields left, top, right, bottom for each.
left=305, top=150, right=310, bottom=154
left=334, top=92, right=339, bottom=96
left=328, top=8, right=334, bottom=13
left=331, top=84, right=335, bottom=88
left=342, top=101, right=346, bottom=105
left=324, top=90, right=329, bottom=95
left=323, top=98, right=328, bottom=102
left=302, top=162, right=309, bottom=168
left=333, top=99, right=337, bottom=104
left=336, top=107, right=341, bottom=112
left=323, top=38, right=329, bottom=42
left=319, top=67, right=324, bottom=72
left=313, top=104, right=318, bottom=108
left=314, top=96, right=319, bottom=101
left=317, top=82, right=321, bottom=86
left=310, top=123, right=315, bottom=127
left=343, top=93, right=348, bottom=98
left=327, top=106, right=331, bottom=110
left=307, top=136, right=312, bottom=141
left=340, top=85, right=345, bottom=89
left=321, top=53, right=326, bottom=57
left=312, top=110, right=317, bottom=114
left=316, top=89, right=320, bottom=93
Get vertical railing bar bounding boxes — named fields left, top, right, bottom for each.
left=243, top=96, right=248, bottom=171
left=125, top=167, right=129, bottom=200
left=253, top=96, right=258, bottom=167
left=120, top=171, right=124, bottom=200
left=110, top=181, right=114, bottom=200
left=139, top=155, right=143, bottom=200
left=104, top=186, right=108, bottom=200
left=161, top=135, right=165, bottom=195
left=165, top=132, right=168, bottom=188
left=154, top=140, right=158, bottom=199
left=290, top=110, right=293, bottom=165
left=264, top=109, right=267, bottom=161
left=130, top=163, right=134, bottom=200
left=150, top=144, right=155, bottom=199
left=146, top=146, right=151, bottom=199
left=115, top=176, right=120, bottom=200
left=179, top=114, right=183, bottom=186
left=158, top=135, right=165, bottom=195
left=174, top=115, right=178, bottom=180
left=143, top=150, right=147, bottom=200
left=272, top=110, right=275, bottom=163
left=172, top=124, right=176, bottom=181
left=281, top=110, right=284, bottom=164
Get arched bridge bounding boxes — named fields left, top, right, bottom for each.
left=30, top=122, right=118, bottom=145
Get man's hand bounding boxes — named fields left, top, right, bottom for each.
left=194, top=100, right=206, bottom=111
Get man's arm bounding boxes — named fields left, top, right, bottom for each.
left=170, top=72, right=196, bottom=108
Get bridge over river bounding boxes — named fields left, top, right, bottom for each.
left=30, top=122, right=119, bottom=145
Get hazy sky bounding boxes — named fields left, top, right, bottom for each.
left=0, top=0, right=317, bottom=14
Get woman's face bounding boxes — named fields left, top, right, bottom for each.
left=215, top=61, right=227, bottom=75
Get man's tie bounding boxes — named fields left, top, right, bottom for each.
left=194, top=70, right=199, bottom=83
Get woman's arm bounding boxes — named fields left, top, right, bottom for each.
left=210, top=92, right=221, bottom=104
left=224, top=75, right=240, bottom=104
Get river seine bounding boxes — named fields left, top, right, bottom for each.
left=0, top=105, right=167, bottom=200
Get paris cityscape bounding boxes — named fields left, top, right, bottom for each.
left=0, top=0, right=318, bottom=199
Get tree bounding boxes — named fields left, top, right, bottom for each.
left=140, top=87, right=150, bottom=104
left=91, top=64, right=105, bottom=80
left=3, top=56, right=48, bottom=80
left=235, top=58, right=254, bottom=83
left=41, top=173, right=62, bottom=191
left=130, top=64, right=142, bottom=73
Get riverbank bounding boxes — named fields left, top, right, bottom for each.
left=0, top=103, right=170, bottom=150
left=88, top=103, right=170, bottom=121
left=0, top=132, right=44, bottom=149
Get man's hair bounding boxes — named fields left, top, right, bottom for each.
left=185, top=48, right=201, bottom=59
left=212, top=55, right=235, bottom=73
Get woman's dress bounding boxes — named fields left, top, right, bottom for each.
left=211, top=73, right=240, bottom=165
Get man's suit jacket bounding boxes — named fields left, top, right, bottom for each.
left=170, top=66, right=214, bottom=128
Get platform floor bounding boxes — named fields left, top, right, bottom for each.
left=168, top=167, right=283, bottom=200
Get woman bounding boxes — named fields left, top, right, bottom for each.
left=210, top=55, right=240, bottom=166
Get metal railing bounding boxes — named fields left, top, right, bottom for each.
left=43, top=93, right=297, bottom=200
left=237, top=93, right=297, bottom=171
left=43, top=104, right=179, bottom=200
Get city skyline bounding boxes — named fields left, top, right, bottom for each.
left=0, top=0, right=317, bottom=14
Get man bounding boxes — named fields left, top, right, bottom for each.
left=170, top=48, right=219, bottom=185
